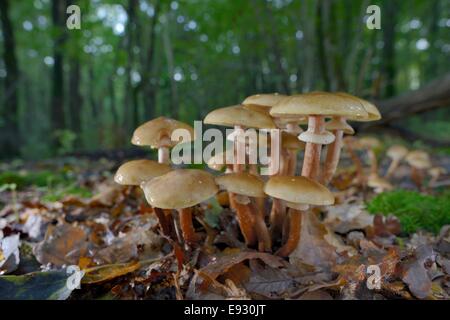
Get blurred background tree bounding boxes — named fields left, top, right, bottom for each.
left=0, top=0, right=449, bottom=159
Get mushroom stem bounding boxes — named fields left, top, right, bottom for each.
left=178, top=207, right=199, bottom=245
left=301, top=115, right=325, bottom=180
left=322, top=129, right=344, bottom=185
left=269, top=198, right=286, bottom=238
left=411, top=167, right=424, bottom=190
left=367, top=149, right=378, bottom=175
left=344, top=138, right=365, bottom=185
left=276, top=208, right=302, bottom=257
left=385, top=158, right=400, bottom=179
left=158, top=147, right=170, bottom=164
left=153, top=207, right=172, bottom=237
left=228, top=192, right=257, bottom=246
left=249, top=200, right=272, bottom=252
left=233, top=125, right=245, bottom=173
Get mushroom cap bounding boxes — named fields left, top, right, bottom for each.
left=227, top=130, right=270, bottom=149
left=207, top=150, right=234, bottom=171
left=131, top=117, right=194, bottom=148
left=405, top=150, right=431, bottom=169
left=298, top=130, right=335, bottom=145
left=325, top=118, right=355, bottom=135
left=204, top=105, right=276, bottom=129
left=334, top=92, right=381, bottom=121
left=242, top=93, right=288, bottom=107
left=368, top=174, right=393, bottom=191
left=215, top=173, right=265, bottom=198
left=357, top=136, right=382, bottom=149
left=270, top=92, right=368, bottom=119
left=114, top=159, right=172, bottom=186
left=142, top=169, right=218, bottom=209
left=242, top=104, right=271, bottom=116
left=428, top=166, right=446, bottom=178
left=386, top=145, right=409, bottom=161
left=264, top=176, right=335, bottom=206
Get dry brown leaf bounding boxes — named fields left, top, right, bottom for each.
left=82, top=261, right=141, bottom=284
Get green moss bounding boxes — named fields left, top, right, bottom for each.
left=366, top=190, right=450, bottom=234
left=0, top=170, right=70, bottom=189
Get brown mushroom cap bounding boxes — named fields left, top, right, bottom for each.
left=207, top=150, right=234, bottom=171
left=405, top=150, right=431, bottom=169
left=204, top=105, right=276, bottom=129
left=386, top=145, right=409, bottom=161
left=264, top=176, right=335, bottom=206
left=242, top=93, right=288, bottom=107
left=242, top=104, right=271, bottom=116
left=131, top=117, right=194, bottom=148
left=114, top=159, right=172, bottom=186
left=281, top=132, right=305, bottom=150
left=215, top=172, right=265, bottom=198
left=325, top=118, right=355, bottom=135
left=428, top=166, right=446, bottom=178
left=270, top=92, right=368, bottom=119
left=368, top=173, right=393, bottom=191
left=334, top=92, right=381, bottom=121
left=142, top=169, right=218, bottom=209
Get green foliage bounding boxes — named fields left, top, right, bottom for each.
left=367, top=190, right=450, bottom=234
left=54, top=130, right=77, bottom=156
left=41, top=184, right=92, bottom=202
left=0, top=170, right=68, bottom=189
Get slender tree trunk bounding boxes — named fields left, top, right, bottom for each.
left=68, top=59, right=82, bottom=137
left=124, top=0, right=138, bottom=132
left=381, top=0, right=397, bottom=97
left=316, top=1, right=330, bottom=90
left=51, top=0, right=66, bottom=136
left=0, top=0, right=20, bottom=156
left=162, top=12, right=179, bottom=119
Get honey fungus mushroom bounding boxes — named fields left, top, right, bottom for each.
left=264, top=176, right=334, bottom=257
left=321, top=93, right=381, bottom=186
left=405, top=150, right=432, bottom=190
left=131, top=117, right=195, bottom=164
left=114, top=159, right=172, bottom=236
left=215, top=172, right=271, bottom=251
left=142, top=169, right=218, bottom=245
left=385, top=145, right=409, bottom=179
left=367, top=173, right=393, bottom=193
left=271, top=92, right=368, bottom=181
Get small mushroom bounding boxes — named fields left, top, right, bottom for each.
left=215, top=172, right=271, bottom=251
left=321, top=93, right=381, bottom=186
left=367, top=173, right=393, bottom=193
left=271, top=92, right=367, bottom=181
left=384, top=145, right=409, bottom=179
left=264, top=175, right=334, bottom=257
left=405, top=150, right=432, bottom=190
left=114, top=159, right=172, bottom=236
left=132, top=117, right=194, bottom=164
left=343, top=136, right=365, bottom=186
left=142, top=169, right=218, bottom=245
left=357, top=136, right=382, bottom=176
left=428, top=166, right=446, bottom=187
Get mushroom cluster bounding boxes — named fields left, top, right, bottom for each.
left=114, top=91, right=383, bottom=256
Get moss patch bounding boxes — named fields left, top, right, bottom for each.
left=367, top=190, right=450, bottom=234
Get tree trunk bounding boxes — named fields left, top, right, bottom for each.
left=381, top=0, right=397, bottom=97
left=162, top=12, right=179, bottom=119
left=124, top=0, right=138, bottom=132
left=51, top=0, right=67, bottom=136
left=0, top=0, right=20, bottom=156
left=316, top=1, right=330, bottom=91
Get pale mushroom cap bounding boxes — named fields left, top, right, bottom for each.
left=227, top=130, right=270, bottom=149
left=114, top=159, right=172, bottom=186
left=386, top=145, right=409, bottom=160
left=131, top=117, right=194, bottom=148
left=325, top=118, right=355, bottom=135
left=428, top=166, right=446, bottom=178
left=242, top=93, right=288, bottom=107
left=298, top=130, right=335, bottom=145
left=368, top=174, right=393, bottom=190
left=242, top=104, right=271, bottom=116
left=207, top=150, right=234, bottom=171
left=264, top=176, right=335, bottom=206
left=204, top=105, right=276, bottom=129
left=405, top=150, right=431, bottom=169
left=142, top=169, right=218, bottom=209
left=335, top=92, right=381, bottom=121
left=215, top=173, right=265, bottom=198
left=270, top=92, right=368, bottom=118
left=357, top=136, right=382, bottom=149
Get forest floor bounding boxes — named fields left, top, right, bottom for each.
left=0, top=146, right=449, bottom=300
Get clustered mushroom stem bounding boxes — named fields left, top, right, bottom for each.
left=249, top=200, right=272, bottom=252
left=385, top=158, right=400, bottom=179
left=153, top=207, right=172, bottom=237
left=411, top=167, right=424, bottom=190
left=228, top=192, right=257, bottom=246
left=233, top=125, right=245, bottom=173
left=322, top=129, right=344, bottom=185
left=178, top=207, right=199, bottom=245
left=269, top=198, right=286, bottom=238
left=158, top=146, right=170, bottom=164
left=301, top=115, right=325, bottom=180
left=276, top=208, right=302, bottom=257
left=368, top=149, right=378, bottom=175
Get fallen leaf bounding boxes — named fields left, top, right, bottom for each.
left=82, top=261, right=141, bottom=284
left=0, top=234, right=20, bottom=274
